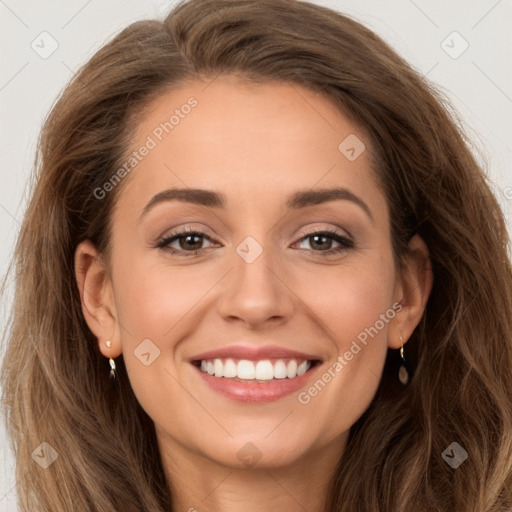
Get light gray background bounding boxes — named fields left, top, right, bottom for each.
left=1, top=0, right=511, bottom=509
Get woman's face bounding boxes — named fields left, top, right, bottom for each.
left=81, top=75, right=415, bottom=470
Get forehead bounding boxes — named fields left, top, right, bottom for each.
left=116, top=76, right=385, bottom=218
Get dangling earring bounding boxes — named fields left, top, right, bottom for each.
left=109, top=358, right=116, bottom=380
left=106, top=340, right=116, bottom=380
left=398, top=336, right=409, bottom=386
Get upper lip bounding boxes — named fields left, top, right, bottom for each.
left=190, top=345, right=323, bottom=362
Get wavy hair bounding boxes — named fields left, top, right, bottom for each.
left=2, top=0, right=511, bottom=510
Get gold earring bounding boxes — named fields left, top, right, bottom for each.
left=398, top=336, right=409, bottom=386
left=106, top=340, right=116, bottom=379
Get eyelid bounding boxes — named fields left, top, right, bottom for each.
left=296, top=225, right=353, bottom=242
left=292, top=226, right=354, bottom=253
left=157, top=224, right=216, bottom=242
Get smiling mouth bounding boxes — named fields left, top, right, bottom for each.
left=192, top=357, right=321, bottom=382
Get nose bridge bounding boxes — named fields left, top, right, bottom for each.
left=216, top=232, right=294, bottom=326
left=235, top=234, right=279, bottom=288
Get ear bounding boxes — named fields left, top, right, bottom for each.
left=74, top=240, right=122, bottom=359
left=388, top=234, right=434, bottom=349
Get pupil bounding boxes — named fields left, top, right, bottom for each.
left=311, top=234, right=330, bottom=250
left=183, top=234, right=201, bottom=250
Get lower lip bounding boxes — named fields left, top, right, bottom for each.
left=192, top=362, right=321, bottom=402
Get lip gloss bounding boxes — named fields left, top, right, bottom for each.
left=192, top=362, right=321, bottom=402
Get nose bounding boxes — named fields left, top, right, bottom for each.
left=216, top=239, right=295, bottom=329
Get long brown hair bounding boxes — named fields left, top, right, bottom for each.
left=2, top=0, right=511, bottom=510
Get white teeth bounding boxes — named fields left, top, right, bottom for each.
left=197, top=357, right=313, bottom=380
left=286, top=360, right=297, bottom=379
left=297, top=361, right=309, bottom=376
left=214, top=359, right=223, bottom=377
left=273, top=360, right=287, bottom=379
left=237, top=360, right=255, bottom=379
left=223, top=358, right=237, bottom=378
left=255, top=360, right=274, bottom=380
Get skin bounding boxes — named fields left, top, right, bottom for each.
left=75, top=75, right=433, bottom=512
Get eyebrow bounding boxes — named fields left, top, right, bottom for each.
left=140, top=186, right=374, bottom=223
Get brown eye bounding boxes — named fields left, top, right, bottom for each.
left=306, top=234, right=336, bottom=251
left=295, top=229, right=354, bottom=255
left=177, top=233, right=204, bottom=251
left=156, top=229, right=216, bottom=256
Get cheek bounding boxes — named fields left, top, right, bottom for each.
left=113, top=279, right=190, bottom=432
left=297, top=256, right=396, bottom=346
left=111, top=254, right=229, bottom=415
left=112, top=247, right=221, bottom=340
left=292, top=256, right=396, bottom=434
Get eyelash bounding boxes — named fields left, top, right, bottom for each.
left=155, top=226, right=354, bottom=257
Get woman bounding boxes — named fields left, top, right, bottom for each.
left=2, top=0, right=511, bottom=510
